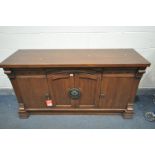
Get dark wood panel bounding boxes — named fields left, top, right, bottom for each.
left=47, top=73, right=74, bottom=108
left=75, top=73, right=101, bottom=108
left=14, top=68, right=45, bottom=75
left=16, top=76, right=49, bottom=109
left=0, top=49, right=150, bottom=68
left=99, top=73, right=137, bottom=109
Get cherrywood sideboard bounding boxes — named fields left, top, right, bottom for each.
left=0, top=49, right=150, bottom=118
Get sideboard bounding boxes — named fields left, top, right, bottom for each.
left=0, top=49, right=150, bottom=118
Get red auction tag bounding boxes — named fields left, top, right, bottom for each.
left=45, top=99, right=53, bottom=107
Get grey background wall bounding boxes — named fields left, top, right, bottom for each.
left=0, top=26, right=154, bottom=89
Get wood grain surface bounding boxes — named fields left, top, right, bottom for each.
left=0, top=49, right=150, bottom=68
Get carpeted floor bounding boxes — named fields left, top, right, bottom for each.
left=0, top=94, right=155, bottom=129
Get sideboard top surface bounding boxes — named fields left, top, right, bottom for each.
left=0, top=49, right=150, bottom=68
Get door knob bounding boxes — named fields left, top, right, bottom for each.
left=68, top=88, right=81, bottom=99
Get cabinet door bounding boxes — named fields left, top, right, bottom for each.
left=16, top=75, right=49, bottom=109
left=75, top=73, right=101, bottom=108
left=99, top=73, right=137, bottom=109
left=47, top=73, right=74, bottom=108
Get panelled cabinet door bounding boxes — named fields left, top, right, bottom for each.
left=75, top=73, right=101, bottom=108
left=99, top=73, right=138, bottom=109
left=16, top=75, right=49, bottom=109
left=47, top=73, right=74, bottom=108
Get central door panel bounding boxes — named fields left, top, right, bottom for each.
left=47, top=70, right=101, bottom=109
left=75, top=73, right=101, bottom=108
left=47, top=73, right=74, bottom=108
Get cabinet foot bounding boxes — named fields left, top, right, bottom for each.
left=123, top=112, right=133, bottom=119
left=19, top=111, right=29, bottom=119
left=18, top=103, right=29, bottom=119
left=123, top=103, right=134, bottom=119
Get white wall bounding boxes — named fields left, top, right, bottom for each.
left=0, top=26, right=155, bottom=88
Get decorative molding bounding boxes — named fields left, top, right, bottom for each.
left=4, top=70, right=12, bottom=74
left=126, top=103, right=134, bottom=111
left=135, top=69, right=146, bottom=79
left=46, top=69, right=100, bottom=75
left=19, top=103, right=25, bottom=111
left=4, top=69, right=15, bottom=79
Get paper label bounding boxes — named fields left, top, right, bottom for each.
left=45, top=100, right=53, bottom=107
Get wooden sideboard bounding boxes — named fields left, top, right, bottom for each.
left=0, top=49, right=150, bottom=118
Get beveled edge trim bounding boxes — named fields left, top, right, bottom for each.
left=26, top=108, right=126, bottom=112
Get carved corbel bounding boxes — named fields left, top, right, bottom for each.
left=4, top=69, right=15, bottom=79
left=135, top=69, right=145, bottom=79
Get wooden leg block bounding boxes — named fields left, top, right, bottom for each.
left=19, top=111, right=29, bottom=119
left=123, top=103, right=134, bottom=119
left=123, top=111, right=133, bottom=119
left=18, top=103, right=29, bottom=119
